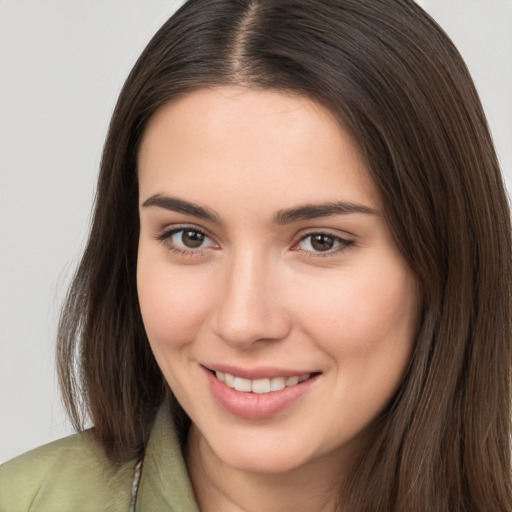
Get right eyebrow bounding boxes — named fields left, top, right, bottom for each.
left=141, top=194, right=222, bottom=224
left=273, top=201, right=379, bottom=224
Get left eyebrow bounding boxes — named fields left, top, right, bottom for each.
left=141, top=194, right=222, bottom=224
left=273, top=201, right=379, bottom=224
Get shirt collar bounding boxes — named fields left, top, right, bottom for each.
left=136, top=401, right=200, bottom=511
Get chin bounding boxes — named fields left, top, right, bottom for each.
left=201, top=425, right=323, bottom=475
left=220, top=446, right=312, bottom=474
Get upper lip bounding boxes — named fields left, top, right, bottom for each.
left=202, top=364, right=319, bottom=380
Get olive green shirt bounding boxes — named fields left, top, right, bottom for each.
left=0, top=405, right=200, bottom=511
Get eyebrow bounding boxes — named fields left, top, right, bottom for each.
left=142, top=195, right=222, bottom=224
left=142, top=194, right=378, bottom=225
left=273, top=201, right=378, bottom=224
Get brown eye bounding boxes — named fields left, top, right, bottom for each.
left=310, top=234, right=335, bottom=252
left=296, top=233, right=352, bottom=255
left=158, top=227, right=217, bottom=252
left=181, top=230, right=205, bottom=248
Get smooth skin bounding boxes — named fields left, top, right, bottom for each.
left=137, top=86, right=421, bottom=512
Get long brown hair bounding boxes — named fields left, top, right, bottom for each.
left=57, top=1, right=512, bottom=510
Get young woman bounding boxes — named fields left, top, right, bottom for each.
left=1, top=1, right=510, bottom=511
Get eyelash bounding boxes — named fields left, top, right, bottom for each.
left=294, top=233, right=354, bottom=258
left=154, top=226, right=354, bottom=258
left=154, top=226, right=215, bottom=256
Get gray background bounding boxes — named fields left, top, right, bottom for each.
left=1, top=0, right=511, bottom=463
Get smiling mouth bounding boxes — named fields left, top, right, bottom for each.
left=211, top=370, right=318, bottom=394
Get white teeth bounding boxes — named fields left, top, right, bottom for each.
left=285, top=376, right=299, bottom=386
left=224, top=373, right=235, bottom=388
left=270, top=377, right=286, bottom=391
left=215, top=372, right=311, bottom=394
left=252, top=378, right=271, bottom=394
left=234, top=377, right=252, bottom=392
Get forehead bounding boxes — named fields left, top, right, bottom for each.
left=137, top=86, right=380, bottom=213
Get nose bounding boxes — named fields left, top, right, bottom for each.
left=211, top=250, right=291, bottom=349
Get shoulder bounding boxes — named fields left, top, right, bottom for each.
left=0, top=432, right=137, bottom=512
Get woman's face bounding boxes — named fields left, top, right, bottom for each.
left=137, top=86, right=421, bottom=475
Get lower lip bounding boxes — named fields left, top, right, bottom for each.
left=204, top=368, right=320, bottom=420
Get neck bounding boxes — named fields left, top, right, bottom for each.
left=185, top=425, right=352, bottom=512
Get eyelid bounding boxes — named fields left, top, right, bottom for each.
left=153, top=224, right=353, bottom=257
left=154, top=224, right=212, bottom=240
left=291, top=230, right=354, bottom=256
left=154, top=224, right=219, bottom=254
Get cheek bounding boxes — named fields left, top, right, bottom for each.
left=292, top=260, right=419, bottom=365
left=137, top=258, right=215, bottom=349
left=295, top=262, right=419, bottom=437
